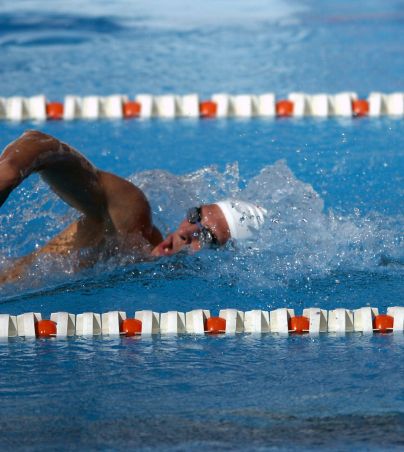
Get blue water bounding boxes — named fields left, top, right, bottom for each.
left=0, top=1, right=403, bottom=450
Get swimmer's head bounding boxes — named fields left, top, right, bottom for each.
left=151, top=199, right=267, bottom=256
left=214, top=199, right=267, bottom=241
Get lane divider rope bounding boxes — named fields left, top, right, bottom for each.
left=0, top=92, right=403, bottom=121
left=0, top=306, right=402, bottom=338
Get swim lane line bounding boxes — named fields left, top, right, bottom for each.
left=1, top=92, right=403, bottom=121
left=1, top=306, right=402, bottom=338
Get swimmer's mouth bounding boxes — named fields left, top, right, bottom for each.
left=151, top=243, right=194, bottom=257
left=151, top=236, right=179, bottom=256
left=152, top=232, right=202, bottom=256
left=151, top=243, right=173, bottom=257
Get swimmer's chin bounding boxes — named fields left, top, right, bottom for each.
left=151, top=245, right=181, bottom=257
left=151, top=247, right=172, bottom=257
left=151, top=243, right=195, bottom=257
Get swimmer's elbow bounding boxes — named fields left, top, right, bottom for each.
left=22, top=129, right=47, bottom=139
left=22, top=129, right=56, bottom=145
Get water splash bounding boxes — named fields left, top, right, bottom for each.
left=0, top=161, right=402, bottom=294
left=132, top=160, right=403, bottom=287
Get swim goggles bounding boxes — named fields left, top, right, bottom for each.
left=186, top=206, right=220, bottom=247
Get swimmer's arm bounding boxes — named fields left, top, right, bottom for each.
left=0, top=130, right=107, bottom=219
left=0, top=130, right=161, bottom=244
left=0, top=217, right=104, bottom=284
left=0, top=253, right=38, bottom=285
left=99, top=170, right=163, bottom=248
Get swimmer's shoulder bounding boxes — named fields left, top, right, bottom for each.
left=98, top=170, right=152, bottom=232
left=99, top=170, right=148, bottom=204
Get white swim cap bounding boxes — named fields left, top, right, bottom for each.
left=215, top=199, right=267, bottom=241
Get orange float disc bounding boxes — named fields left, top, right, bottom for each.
left=276, top=100, right=294, bottom=117
left=289, top=316, right=310, bottom=334
left=205, top=317, right=226, bottom=334
left=35, top=320, right=57, bottom=337
left=352, top=99, right=369, bottom=117
left=121, top=318, right=142, bottom=336
left=373, top=314, right=394, bottom=333
left=123, top=101, right=141, bottom=118
left=199, top=100, right=217, bottom=118
left=46, top=102, right=64, bottom=120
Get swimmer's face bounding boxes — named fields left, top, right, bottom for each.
left=151, top=204, right=230, bottom=256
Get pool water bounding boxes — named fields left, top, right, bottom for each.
left=0, top=1, right=403, bottom=450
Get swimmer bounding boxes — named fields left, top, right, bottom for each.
left=0, top=130, right=266, bottom=283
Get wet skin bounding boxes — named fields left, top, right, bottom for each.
left=151, top=204, right=230, bottom=256
left=0, top=130, right=230, bottom=283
